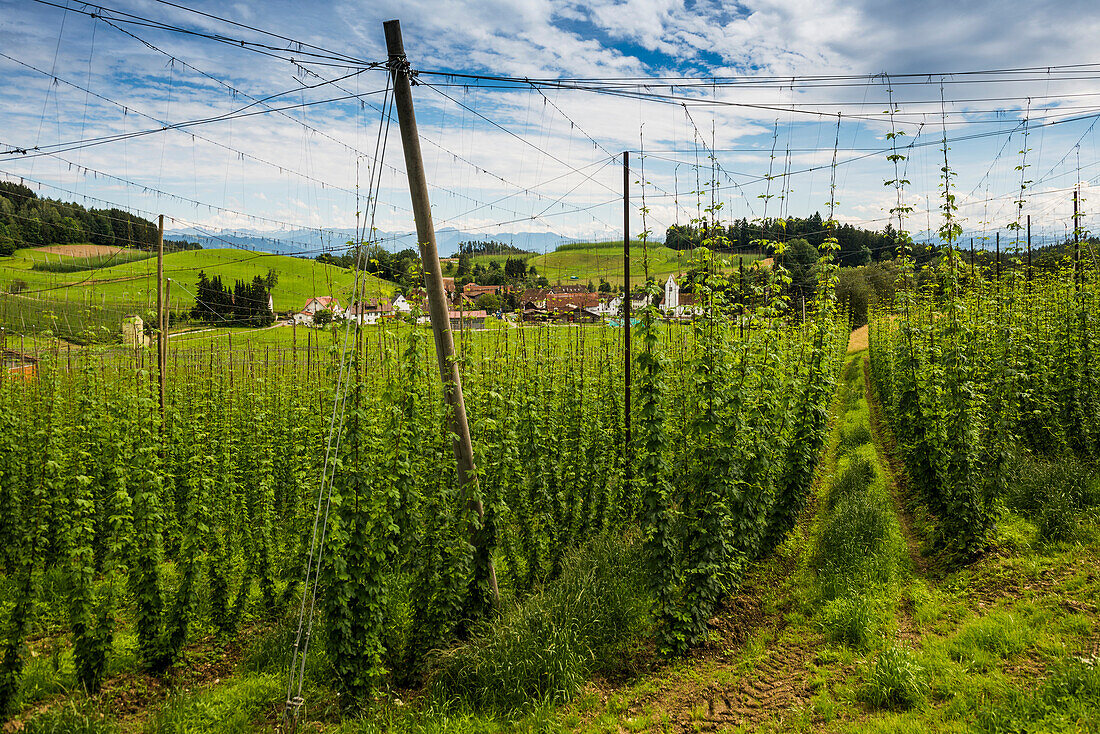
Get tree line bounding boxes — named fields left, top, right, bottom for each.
left=189, top=270, right=277, bottom=327
left=0, top=182, right=201, bottom=256
left=665, top=214, right=903, bottom=268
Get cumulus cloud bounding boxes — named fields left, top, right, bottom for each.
left=2, top=0, right=1099, bottom=249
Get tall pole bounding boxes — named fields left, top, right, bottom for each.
left=384, top=20, right=497, bottom=606
left=157, top=214, right=165, bottom=415
left=622, top=151, right=632, bottom=502
left=1074, top=186, right=1081, bottom=290
left=1027, top=215, right=1032, bottom=284
left=995, top=231, right=1001, bottom=280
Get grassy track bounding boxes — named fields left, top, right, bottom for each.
left=519, top=350, right=1100, bottom=733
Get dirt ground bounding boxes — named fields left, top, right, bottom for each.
left=31, top=244, right=136, bottom=257
left=847, top=325, right=868, bottom=352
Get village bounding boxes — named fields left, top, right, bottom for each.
left=290, top=273, right=698, bottom=329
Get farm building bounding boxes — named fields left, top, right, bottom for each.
left=346, top=299, right=393, bottom=324
left=2, top=349, right=37, bottom=380
left=447, top=309, right=487, bottom=329
left=293, top=296, right=343, bottom=324
left=462, top=283, right=501, bottom=299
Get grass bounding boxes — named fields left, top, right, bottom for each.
left=524, top=241, right=760, bottom=288
left=30, top=249, right=153, bottom=273
left=0, top=247, right=390, bottom=315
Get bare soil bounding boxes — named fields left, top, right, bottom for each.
left=31, top=245, right=139, bottom=258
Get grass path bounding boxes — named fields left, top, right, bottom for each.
left=555, top=352, right=1100, bottom=733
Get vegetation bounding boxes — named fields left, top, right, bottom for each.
left=0, top=261, right=845, bottom=726
left=869, top=255, right=1100, bottom=559
left=0, top=182, right=199, bottom=256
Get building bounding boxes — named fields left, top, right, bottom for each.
left=587, top=295, right=622, bottom=318
left=447, top=309, right=487, bottom=330
left=545, top=292, right=600, bottom=313
left=519, top=288, right=552, bottom=309
left=294, top=296, right=343, bottom=324
left=663, top=275, right=680, bottom=313
left=346, top=298, right=393, bottom=325
left=462, top=283, right=502, bottom=299
left=121, top=315, right=148, bottom=347
left=3, top=349, right=37, bottom=380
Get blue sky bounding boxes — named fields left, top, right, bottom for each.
left=3, top=0, right=1100, bottom=258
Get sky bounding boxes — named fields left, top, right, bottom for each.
left=3, top=0, right=1100, bottom=260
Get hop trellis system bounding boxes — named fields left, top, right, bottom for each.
left=868, top=243, right=1100, bottom=558
left=0, top=292, right=846, bottom=714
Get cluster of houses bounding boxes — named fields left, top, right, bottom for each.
left=514, top=276, right=699, bottom=322
left=289, top=275, right=699, bottom=330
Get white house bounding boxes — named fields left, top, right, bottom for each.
left=302, top=296, right=343, bottom=317
left=346, top=299, right=393, bottom=325
left=391, top=294, right=411, bottom=313
left=588, top=295, right=622, bottom=317
left=293, top=296, right=343, bottom=325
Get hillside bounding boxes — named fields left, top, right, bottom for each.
left=526, top=241, right=761, bottom=287
left=0, top=246, right=391, bottom=314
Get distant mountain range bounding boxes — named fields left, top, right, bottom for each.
left=164, top=226, right=588, bottom=258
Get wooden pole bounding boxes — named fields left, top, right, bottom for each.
left=1027, top=215, right=1032, bottom=284
left=384, top=19, right=498, bottom=607
left=165, top=277, right=172, bottom=374
left=157, top=215, right=165, bottom=414
left=622, top=151, right=632, bottom=502
left=995, top=231, right=1001, bottom=280
left=1074, top=186, right=1081, bottom=290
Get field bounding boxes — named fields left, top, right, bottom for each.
left=0, top=246, right=389, bottom=314
left=0, top=247, right=391, bottom=342
left=522, top=242, right=762, bottom=287
left=0, top=253, right=1098, bottom=734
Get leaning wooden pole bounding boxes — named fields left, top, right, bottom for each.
left=384, top=19, right=498, bottom=607
left=157, top=214, right=166, bottom=415
left=622, top=151, right=632, bottom=502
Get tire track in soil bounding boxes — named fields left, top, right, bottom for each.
left=860, top=355, right=930, bottom=580
left=658, top=377, right=850, bottom=733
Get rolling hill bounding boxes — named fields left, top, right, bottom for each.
left=523, top=241, right=762, bottom=287
left=0, top=247, right=391, bottom=315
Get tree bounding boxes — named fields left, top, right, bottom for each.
left=475, top=293, right=502, bottom=312
left=775, top=238, right=820, bottom=302
left=598, top=279, right=612, bottom=294
left=504, top=257, right=527, bottom=282
left=456, top=252, right=472, bottom=279
left=313, top=309, right=334, bottom=326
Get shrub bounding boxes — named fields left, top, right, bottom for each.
left=824, top=456, right=875, bottom=514
left=429, top=532, right=649, bottom=712
left=860, top=645, right=927, bottom=710
left=816, top=493, right=892, bottom=599
left=818, top=593, right=877, bottom=649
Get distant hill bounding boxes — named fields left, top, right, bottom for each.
left=0, top=247, right=391, bottom=315
left=166, top=226, right=585, bottom=258
left=527, top=241, right=762, bottom=287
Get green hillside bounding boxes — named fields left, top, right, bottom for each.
left=0, top=247, right=391, bottom=314
left=527, top=241, right=761, bottom=287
